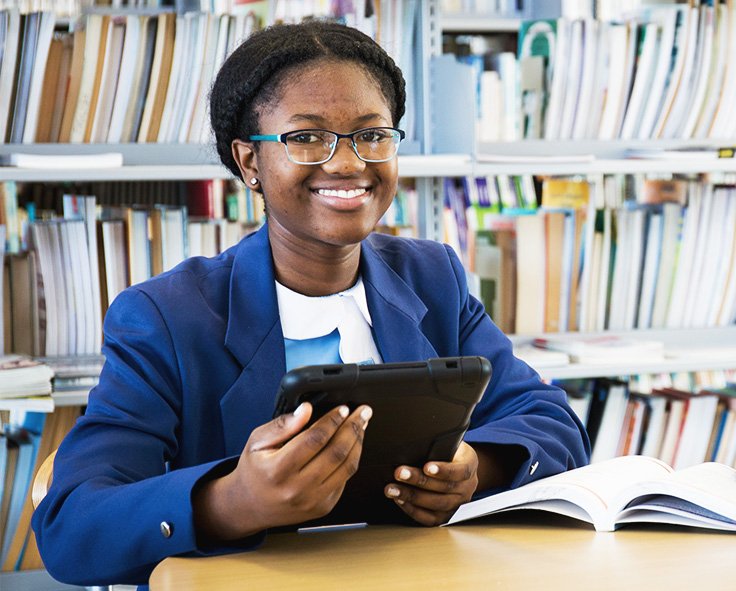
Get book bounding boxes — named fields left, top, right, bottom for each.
left=447, top=455, right=736, bottom=533
left=0, top=9, right=21, bottom=143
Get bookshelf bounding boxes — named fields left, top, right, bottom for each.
left=2, top=1, right=736, bottom=588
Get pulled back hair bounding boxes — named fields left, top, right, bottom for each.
left=209, top=20, right=406, bottom=179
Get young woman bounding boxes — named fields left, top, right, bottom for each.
left=33, top=20, right=589, bottom=586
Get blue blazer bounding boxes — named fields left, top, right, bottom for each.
left=33, top=225, right=589, bottom=586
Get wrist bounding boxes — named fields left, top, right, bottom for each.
left=193, top=472, right=264, bottom=545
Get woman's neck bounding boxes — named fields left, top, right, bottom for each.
left=268, top=224, right=362, bottom=296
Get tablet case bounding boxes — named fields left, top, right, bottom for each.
left=272, top=356, right=492, bottom=526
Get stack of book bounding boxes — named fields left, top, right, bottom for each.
left=0, top=356, right=54, bottom=400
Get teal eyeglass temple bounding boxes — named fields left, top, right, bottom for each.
left=249, top=127, right=406, bottom=164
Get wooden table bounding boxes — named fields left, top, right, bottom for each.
left=149, top=514, right=736, bottom=590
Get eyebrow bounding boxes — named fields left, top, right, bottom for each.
left=286, top=113, right=391, bottom=126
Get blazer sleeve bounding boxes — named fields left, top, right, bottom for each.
left=443, top=245, right=591, bottom=490
left=31, top=287, right=263, bottom=587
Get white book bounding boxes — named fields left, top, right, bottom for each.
left=707, top=5, right=736, bottom=139
left=595, top=207, right=612, bottom=331
left=69, top=13, right=106, bottom=143
left=596, top=23, right=629, bottom=139
left=59, top=222, right=82, bottom=356
left=613, top=19, right=639, bottom=138
left=558, top=18, right=583, bottom=139
left=607, top=209, right=629, bottom=330
left=543, top=17, right=569, bottom=140
left=622, top=208, right=645, bottom=330
left=583, top=21, right=609, bottom=138
left=640, top=395, right=668, bottom=458
left=101, top=220, right=128, bottom=305
left=0, top=9, right=20, bottom=141
left=680, top=185, right=717, bottom=328
left=199, top=13, right=231, bottom=143
left=169, top=13, right=204, bottom=143
left=479, top=70, right=502, bottom=142
left=649, top=6, right=698, bottom=138
left=63, top=195, right=102, bottom=354
left=571, top=18, right=598, bottom=140
left=178, top=13, right=211, bottom=142
left=447, top=456, right=736, bottom=533
left=636, top=210, right=663, bottom=329
left=158, top=14, right=191, bottom=143
left=590, top=382, right=629, bottom=464
left=106, top=14, right=141, bottom=143
left=665, top=184, right=702, bottom=328
left=672, top=393, right=720, bottom=471
left=191, top=14, right=226, bottom=138
left=657, top=8, right=700, bottom=139
left=693, top=3, right=727, bottom=138
left=678, top=5, right=716, bottom=138
left=687, top=189, right=730, bottom=328
left=514, top=213, right=546, bottom=335
left=156, top=14, right=186, bottom=143
left=715, top=197, right=736, bottom=326
left=90, top=17, right=125, bottom=143
left=620, top=22, right=659, bottom=140
left=637, top=7, right=679, bottom=139
left=21, top=10, right=55, bottom=143
left=650, top=203, right=682, bottom=328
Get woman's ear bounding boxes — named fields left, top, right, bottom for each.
left=231, top=140, right=262, bottom=192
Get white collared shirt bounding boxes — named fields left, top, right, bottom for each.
left=276, top=276, right=383, bottom=366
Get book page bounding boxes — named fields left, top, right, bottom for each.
left=616, top=462, right=736, bottom=525
left=448, top=456, right=673, bottom=531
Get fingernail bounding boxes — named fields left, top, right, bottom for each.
left=386, top=486, right=400, bottom=498
left=399, top=468, right=411, bottom=481
left=395, top=499, right=405, bottom=505
left=426, top=464, right=439, bottom=475
left=360, top=406, right=373, bottom=421
left=338, top=405, right=349, bottom=419
left=293, top=403, right=308, bottom=418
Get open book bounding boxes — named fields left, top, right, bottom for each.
left=447, top=455, right=736, bottom=532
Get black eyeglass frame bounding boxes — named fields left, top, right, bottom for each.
left=249, top=127, right=406, bottom=165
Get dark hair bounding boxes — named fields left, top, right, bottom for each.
left=209, top=20, right=407, bottom=179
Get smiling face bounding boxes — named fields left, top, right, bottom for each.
left=233, top=59, right=400, bottom=255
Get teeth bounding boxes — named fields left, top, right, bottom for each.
left=316, top=188, right=368, bottom=199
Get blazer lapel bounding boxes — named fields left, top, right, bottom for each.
left=361, top=239, right=438, bottom=362
left=220, top=225, right=287, bottom=455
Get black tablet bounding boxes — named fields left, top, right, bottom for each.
left=272, top=356, right=492, bottom=526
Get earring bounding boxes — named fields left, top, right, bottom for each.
left=249, top=177, right=258, bottom=186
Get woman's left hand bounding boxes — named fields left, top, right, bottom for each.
left=384, top=441, right=479, bottom=526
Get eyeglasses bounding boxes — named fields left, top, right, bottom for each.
left=249, top=127, right=405, bottom=165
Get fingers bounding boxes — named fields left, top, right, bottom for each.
left=279, top=404, right=371, bottom=473
left=301, top=405, right=372, bottom=484
left=384, top=448, right=479, bottom=526
left=247, top=402, right=314, bottom=452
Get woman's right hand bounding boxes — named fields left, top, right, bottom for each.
left=193, top=402, right=372, bottom=543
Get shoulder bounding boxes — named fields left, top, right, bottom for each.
left=114, top=243, right=240, bottom=319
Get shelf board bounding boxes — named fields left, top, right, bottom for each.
left=512, top=326, right=736, bottom=381
left=440, top=16, right=521, bottom=33
left=398, top=153, right=473, bottom=177
left=475, top=139, right=736, bottom=175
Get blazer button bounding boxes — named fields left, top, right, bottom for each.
left=160, top=521, right=173, bottom=538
